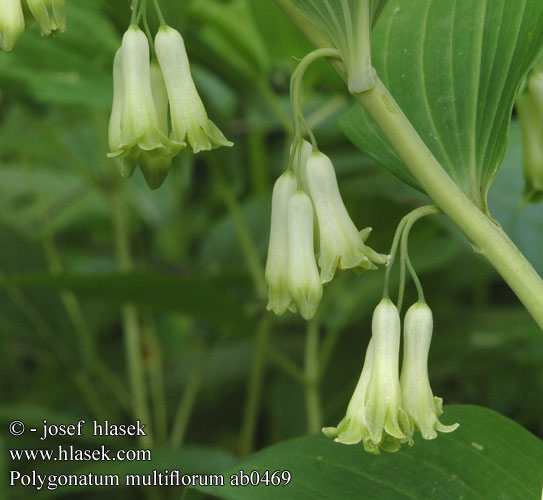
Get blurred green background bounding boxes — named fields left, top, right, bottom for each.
left=0, top=0, right=541, bottom=498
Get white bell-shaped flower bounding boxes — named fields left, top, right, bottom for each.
left=0, top=0, right=25, bottom=52
left=26, top=0, right=66, bottom=36
left=304, top=151, right=389, bottom=283
left=400, top=302, right=459, bottom=439
left=107, top=26, right=181, bottom=188
left=265, top=171, right=298, bottom=316
left=155, top=25, right=233, bottom=153
left=322, top=338, right=378, bottom=453
left=291, top=139, right=313, bottom=191
left=364, top=298, right=410, bottom=445
left=135, top=60, right=173, bottom=189
left=286, top=190, right=323, bottom=320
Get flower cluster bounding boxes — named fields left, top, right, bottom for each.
left=265, top=140, right=388, bottom=320
left=108, top=24, right=232, bottom=189
left=0, top=0, right=66, bottom=52
left=323, top=299, right=458, bottom=454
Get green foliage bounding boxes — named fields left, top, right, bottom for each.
left=340, top=0, right=543, bottom=213
left=187, top=406, right=543, bottom=500
left=0, top=1, right=541, bottom=499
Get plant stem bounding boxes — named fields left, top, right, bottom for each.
left=130, top=0, right=141, bottom=25
left=151, top=0, right=166, bottom=26
left=239, top=316, right=272, bottom=456
left=42, top=235, right=131, bottom=414
left=247, top=130, right=269, bottom=193
left=143, top=314, right=168, bottom=445
left=397, top=206, right=440, bottom=310
left=208, top=156, right=267, bottom=299
left=356, top=78, right=543, bottom=329
left=256, top=79, right=293, bottom=135
left=42, top=235, right=95, bottom=370
left=170, top=345, right=208, bottom=448
left=304, top=318, right=322, bottom=434
left=290, top=48, right=341, bottom=147
left=267, top=346, right=305, bottom=384
left=111, top=191, right=153, bottom=446
left=1, top=271, right=108, bottom=420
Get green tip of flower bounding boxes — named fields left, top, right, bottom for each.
left=117, top=159, right=137, bottom=179
left=521, top=185, right=543, bottom=205
left=27, top=0, right=66, bottom=37
left=188, top=119, right=233, bottom=153
left=321, top=427, right=338, bottom=439
left=265, top=292, right=292, bottom=317
left=139, top=154, right=172, bottom=190
left=297, top=293, right=320, bottom=320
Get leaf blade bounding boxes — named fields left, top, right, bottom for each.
left=340, top=0, right=543, bottom=211
left=189, top=405, right=543, bottom=500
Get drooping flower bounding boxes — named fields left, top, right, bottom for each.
left=0, top=0, right=25, bottom=52
left=400, top=302, right=458, bottom=439
left=363, top=298, right=411, bottom=446
left=286, top=190, right=323, bottom=320
left=303, top=151, right=389, bottom=283
left=107, top=25, right=182, bottom=189
left=322, top=338, right=378, bottom=453
left=134, top=60, right=174, bottom=189
left=265, top=171, right=298, bottom=315
left=26, top=0, right=66, bottom=36
left=155, top=25, right=233, bottom=153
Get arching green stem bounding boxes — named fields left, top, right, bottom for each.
left=384, top=205, right=440, bottom=309
left=357, top=78, right=543, bottom=329
left=290, top=48, right=341, bottom=150
left=152, top=0, right=167, bottom=26
left=397, top=205, right=440, bottom=310
left=382, top=215, right=408, bottom=300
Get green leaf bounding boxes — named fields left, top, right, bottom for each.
left=284, top=0, right=388, bottom=31
left=274, top=0, right=389, bottom=92
left=0, top=272, right=254, bottom=333
left=340, top=0, right=543, bottom=212
left=187, top=405, right=542, bottom=500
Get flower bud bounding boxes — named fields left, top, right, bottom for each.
left=26, top=0, right=66, bottom=36
left=304, top=151, right=389, bottom=283
left=155, top=25, right=233, bottom=153
left=265, top=171, right=298, bottom=315
left=286, top=190, right=322, bottom=320
left=0, top=0, right=25, bottom=52
left=517, top=70, right=543, bottom=204
left=400, top=302, right=458, bottom=439
left=364, top=298, right=410, bottom=445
